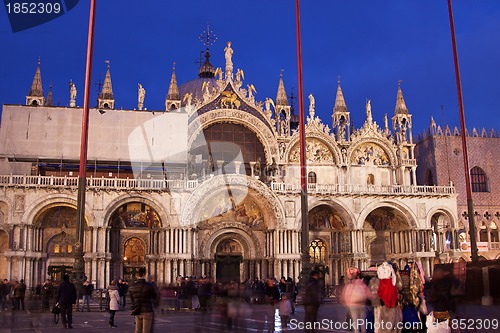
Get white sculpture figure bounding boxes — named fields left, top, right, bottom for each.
left=366, top=99, right=373, bottom=123
left=247, top=84, right=256, bottom=103
left=202, top=81, right=212, bottom=102
left=69, top=81, right=77, bottom=107
left=137, top=83, right=145, bottom=110
left=308, top=93, right=315, bottom=117
left=264, top=97, right=275, bottom=113
left=183, top=93, right=193, bottom=112
left=236, top=68, right=244, bottom=82
left=224, top=41, right=234, bottom=77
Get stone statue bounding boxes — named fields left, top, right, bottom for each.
left=236, top=68, right=244, bottom=82
left=279, top=142, right=286, bottom=160
left=308, top=93, right=315, bottom=117
left=247, top=84, right=256, bottom=103
left=138, top=83, right=145, bottom=110
left=224, top=41, right=234, bottom=77
left=254, top=157, right=261, bottom=177
left=264, top=97, right=274, bottom=113
left=69, top=81, right=77, bottom=107
left=366, top=99, right=372, bottom=123
left=280, top=117, right=287, bottom=136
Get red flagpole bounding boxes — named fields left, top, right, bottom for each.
left=447, top=0, right=478, bottom=262
left=75, top=0, right=96, bottom=284
left=295, top=0, right=310, bottom=278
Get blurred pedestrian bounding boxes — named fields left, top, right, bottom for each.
left=118, top=279, right=128, bottom=309
left=343, top=267, right=373, bottom=333
left=57, top=274, right=77, bottom=329
left=41, top=279, right=52, bottom=309
left=1, top=279, right=11, bottom=310
left=108, top=280, right=120, bottom=328
left=81, top=278, right=93, bottom=312
left=18, top=279, right=26, bottom=310
left=302, top=270, right=322, bottom=333
left=129, top=267, right=158, bottom=333
left=279, top=294, right=292, bottom=331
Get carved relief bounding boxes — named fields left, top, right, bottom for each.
left=285, top=201, right=295, bottom=218
left=289, top=138, right=334, bottom=163
left=14, top=195, right=25, bottom=211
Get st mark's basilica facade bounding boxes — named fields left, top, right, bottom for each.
left=0, top=43, right=459, bottom=289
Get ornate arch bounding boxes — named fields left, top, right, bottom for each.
left=348, top=139, right=396, bottom=167
left=199, top=222, right=262, bottom=259
left=182, top=174, right=284, bottom=228
left=427, top=207, right=457, bottom=230
left=188, top=109, right=278, bottom=163
left=24, top=194, right=94, bottom=228
left=286, top=132, right=342, bottom=165
left=306, top=198, right=356, bottom=230
left=357, top=200, right=419, bottom=230
left=103, top=193, right=171, bottom=228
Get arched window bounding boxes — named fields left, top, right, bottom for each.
left=471, top=166, right=488, bottom=192
left=308, top=171, right=317, bottom=184
left=490, top=222, right=499, bottom=248
left=309, top=239, right=326, bottom=264
left=479, top=222, right=488, bottom=242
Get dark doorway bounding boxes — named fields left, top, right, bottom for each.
left=48, top=265, right=73, bottom=284
left=216, top=255, right=242, bottom=283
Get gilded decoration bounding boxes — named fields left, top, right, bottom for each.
left=289, top=138, right=334, bottom=163
left=182, top=174, right=283, bottom=228
left=351, top=143, right=390, bottom=166
left=309, top=206, right=344, bottom=231
left=364, top=208, right=410, bottom=231
left=40, top=206, right=77, bottom=228
left=198, top=189, right=265, bottom=230
left=112, top=203, right=160, bottom=228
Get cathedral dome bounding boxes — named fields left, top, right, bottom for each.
left=179, top=77, right=217, bottom=104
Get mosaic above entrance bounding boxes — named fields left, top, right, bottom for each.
left=198, top=190, right=265, bottom=229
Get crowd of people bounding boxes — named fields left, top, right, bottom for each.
left=0, top=263, right=460, bottom=333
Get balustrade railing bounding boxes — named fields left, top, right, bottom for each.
left=0, top=174, right=455, bottom=196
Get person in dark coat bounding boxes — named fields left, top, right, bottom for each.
left=302, top=270, right=322, bottom=333
left=57, top=274, right=77, bottom=329
left=128, top=267, right=158, bottom=333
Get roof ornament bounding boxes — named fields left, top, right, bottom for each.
left=69, top=80, right=77, bottom=107
left=224, top=41, right=234, bottom=80
left=308, top=93, right=315, bottom=118
left=366, top=99, right=373, bottom=124
left=137, top=83, right=145, bottom=110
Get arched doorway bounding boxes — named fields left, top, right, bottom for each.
left=109, top=202, right=161, bottom=282
left=123, top=237, right=146, bottom=281
left=0, top=229, right=8, bottom=278
left=364, top=207, right=412, bottom=265
left=35, top=206, right=79, bottom=283
left=215, top=238, right=242, bottom=283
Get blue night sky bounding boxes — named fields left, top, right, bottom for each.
left=1, top=0, right=499, bottom=136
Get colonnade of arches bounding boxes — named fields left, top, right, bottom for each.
left=0, top=197, right=459, bottom=289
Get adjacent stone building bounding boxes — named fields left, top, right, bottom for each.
left=416, top=121, right=500, bottom=262
left=0, top=43, right=458, bottom=289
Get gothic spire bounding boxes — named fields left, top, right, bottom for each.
left=98, top=61, right=115, bottom=109
left=333, top=77, right=348, bottom=114
left=276, top=70, right=288, bottom=106
left=26, top=58, right=44, bottom=106
left=100, top=61, right=114, bottom=100
left=45, top=82, right=54, bottom=106
left=394, top=80, right=408, bottom=115
left=167, top=62, right=180, bottom=100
